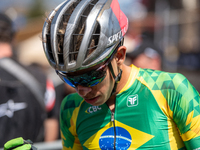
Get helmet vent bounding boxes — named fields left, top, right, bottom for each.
left=46, top=33, right=54, bottom=62
left=70, top=0, right=99, bottom=63
left=45, top=15, right=55, bottom=63
left=86, top=21, right=100, bottom=59
left=57, top=1, right=80, bottom=65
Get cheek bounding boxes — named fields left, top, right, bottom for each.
left=99, top=71, right=114, bottom=96
left=91, top=70, right=115, bottom=98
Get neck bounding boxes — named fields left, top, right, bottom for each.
left=106, top=64, right=132, bottom=112
left=115, top=64, right=131, bottom=93
left=106, top=94, right=116, bottom=112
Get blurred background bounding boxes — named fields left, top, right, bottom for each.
left=0, top=0, right=200, bottom=87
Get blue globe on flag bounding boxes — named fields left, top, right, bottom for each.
left=99, top=127, right=132, bottom=150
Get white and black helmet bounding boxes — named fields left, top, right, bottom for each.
left=42, top=0, right=128, bottom=72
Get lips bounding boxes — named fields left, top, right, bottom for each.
left=84, top=96, right=99, bottom=105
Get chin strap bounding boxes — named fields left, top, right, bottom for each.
left=108, top=63, right=122, bottom=96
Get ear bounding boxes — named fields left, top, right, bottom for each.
left=115, top=46, right=126, bottom=65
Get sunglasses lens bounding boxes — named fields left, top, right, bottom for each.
left=86, top=75, right=106, bottom=87
left=89, top=75, right=106, bottom=87
left=62, top=77, right=76, bottom=88
left=57, top=72, right=75, bottom=87
left=57, top=68, right=107, bottom=87
left=67, top=71, right=106, bottom=87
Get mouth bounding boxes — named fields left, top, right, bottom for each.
left=84, top=96, right=99, bottom=105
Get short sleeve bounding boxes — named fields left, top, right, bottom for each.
left=168, top=73, right=200, bottom=149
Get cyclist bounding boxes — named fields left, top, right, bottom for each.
left=4, top=0, right=200, bottom=149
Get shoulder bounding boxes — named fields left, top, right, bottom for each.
left=60, top=93, right=84, bottom=112
left=138, top=69, right=199, bottom=106
left=138, top=68, right=189, bottom=91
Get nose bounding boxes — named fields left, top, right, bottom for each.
left=76, top=85, right=92, bottom=97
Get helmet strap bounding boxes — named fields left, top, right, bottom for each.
left=108, top=63, right=122, bottom=96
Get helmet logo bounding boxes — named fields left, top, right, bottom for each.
left=108, top=25, right=128, bottom=45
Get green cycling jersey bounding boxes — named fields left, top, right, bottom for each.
left=60, top=65, right=200, bottom=150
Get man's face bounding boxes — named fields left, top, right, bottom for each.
left=64, top=45, right=126, bottom=106
left=75, top=68, right=115, bottom=106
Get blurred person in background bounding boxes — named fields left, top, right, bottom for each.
left=0, top=12, right=57, bottom=147
left=125, top=36, right=163, bottom=70
left=118, top=0, right=162, bottom=70
left=118, top=0, right=147, bottom=50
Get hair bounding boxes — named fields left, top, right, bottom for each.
left=0, top=13, right=14, bottom=43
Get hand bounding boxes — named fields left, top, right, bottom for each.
left=4, top=137, right=37, bottom=150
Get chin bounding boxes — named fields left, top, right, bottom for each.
left=95, top=99, right=107, bottom=106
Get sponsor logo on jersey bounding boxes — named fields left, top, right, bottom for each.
left=85, top=106, right=102, bottom=114
left=127, top=94, right=138, bottom=107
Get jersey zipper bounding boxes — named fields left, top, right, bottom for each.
left=111, top=112, right=116, bottom=150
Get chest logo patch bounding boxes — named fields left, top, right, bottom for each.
left=85, top=106, right=102, bottom=114
left=127, top=94, right=138, bottom=107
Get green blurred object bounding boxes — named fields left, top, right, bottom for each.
left=4, top=137, right=37, bottom=150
